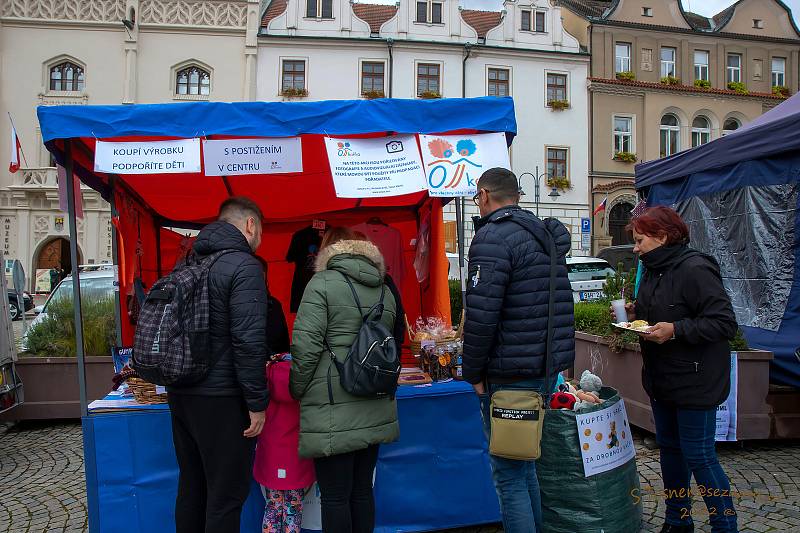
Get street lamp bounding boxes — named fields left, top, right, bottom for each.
left=518, top=165, right=560, bottom=217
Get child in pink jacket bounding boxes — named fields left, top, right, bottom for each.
left=254, top=354, right=315, bottom=533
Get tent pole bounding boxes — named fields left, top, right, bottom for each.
left=456, top=197, right=466, bottom=308
left=109, top=177, right=123, bottom=347
left=64, top=139, right=89, bottom=418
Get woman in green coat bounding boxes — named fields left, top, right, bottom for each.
left=290, top=227, right=399, bottom=533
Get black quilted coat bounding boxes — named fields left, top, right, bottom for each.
left=462, top=206, right=575, bottom=385
left=167, top=221, right=269, bottom=412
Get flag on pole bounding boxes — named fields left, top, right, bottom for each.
left=9, top=122, right=21, bottom=173
left=57, top=164, right=84, bottom=219
left=631, top=198, right=648, bottom=219
left=592, top=195, right=608, bottom=216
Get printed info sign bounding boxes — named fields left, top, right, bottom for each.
left=420, top=132, right=510, bottom=198
left=575, top=399, right=636, bottom=477
left=94, top=139, right=201, bottom=174
left=203, top=137, right=303, bottom=176
left=324, top=135, right=426, bottom=198
left=715, top=353, right=738, bottom=441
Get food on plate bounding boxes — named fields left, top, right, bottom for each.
left=631, top=320, right=650, bottom=330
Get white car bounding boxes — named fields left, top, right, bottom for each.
left=566, top=257, right=616, bottom=303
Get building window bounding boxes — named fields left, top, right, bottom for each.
left=416, top=0, right=442, bottom=23
left=281, top=60, right=306, bottom=91
left=722, top=118, right=741, bottom=136
left=306, top=0, right=333, bottom=18
left=615, top=43, right=631, bottom=73
left=546, top=73, right=567, bottom=103
left=772, top=57, right=786, bottom=87
left=49, top=62, right=85, bottom=91
left=546, top=148, right=568, bottom=181
left=176, top=66, right=210, bottom=95
left=521, top=10, right=531, bottom=31
left=727, top=54, right=742, bottom=84
left=692, top=116, right=711, bottom=147
left=361, top=62, right=385, bottom=95
left=694, top=50, right=709, bottom=82
left=661, top=47, right=676, bottom=78
left=660, top=114, right=680, bottom=158
left=488, top=68, right=510, bottom=97
left=417, top=63, right=440, bottom=96
left=535, top=11, right=546, bottom=32
left=642, top=7, right=653, bottom=17
left=753, top=19, right=763, bottom=29
left=613, top=116, right=633, bottom=154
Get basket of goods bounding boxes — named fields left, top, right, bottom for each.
left=406, top=315, right=464, bottom=382
left=406, top=314, right=464, bottom=355
left=112, top=367, right=168, bottom=404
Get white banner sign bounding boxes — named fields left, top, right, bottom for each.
left=94, top=139, right=201, bottom=174
left=420, top=132, right=511, bottom=198
left=203, top=138, right=303, bottom=176
left=324, top=135, right=426, bottom=198
left=575, top=399, right=637, bottom=477
left=715, top=353, right=738, bottom=441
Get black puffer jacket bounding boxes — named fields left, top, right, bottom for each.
left=462, top=206, right=575, bottom=385
left=635, top=244, right=737, bottom=410
left=167, top=221, right=269, bottom=412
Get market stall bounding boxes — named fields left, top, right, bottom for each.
left=37, top=97, right=516, bottom=532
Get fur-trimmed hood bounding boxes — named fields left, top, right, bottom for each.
left=314, top=239, right=386, bottom=287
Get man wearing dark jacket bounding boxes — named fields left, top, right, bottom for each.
left=463, top=168, right=574, bottom=533
left=167, top=196, right=268, bottom=533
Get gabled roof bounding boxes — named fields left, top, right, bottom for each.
left=460, top=9, right=503, bottom=38
left=261, top=0, right=288, bottom=28
left=556, top=0, right=613, bottom=19
left=683, top=11, right=712, bottom=31
left=352, top=3, right=398, bottom=33
left=712, top=5, right=736, bottom=29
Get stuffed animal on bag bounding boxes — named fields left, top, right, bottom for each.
left=549, top=391, right=577, bottom=410
left=579, top=370, right=603, bottom=393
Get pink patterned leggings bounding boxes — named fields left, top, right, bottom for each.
left=262, top=488, right=305, bottom=533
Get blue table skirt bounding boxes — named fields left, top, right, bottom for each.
left=83, top=380, right=501, bottom=532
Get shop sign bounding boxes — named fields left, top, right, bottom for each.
left=715, top=353, right=738, bottom=441
left=203, top=138, right=303, bottom=176
left=94, top=139, right=201, bottom=174
left=575, top=399, right=636, bottom=477
left=420, top=132, right=510, bottom=198
left=324, top=135, right=426, bottom=198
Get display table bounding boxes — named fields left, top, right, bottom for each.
left=82, top=380, right=501, bottom=532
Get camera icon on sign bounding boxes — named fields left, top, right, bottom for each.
left=386, top=141, right=404, bottom=154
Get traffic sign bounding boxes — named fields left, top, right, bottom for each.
left=12, top=260, right=25, bottom=294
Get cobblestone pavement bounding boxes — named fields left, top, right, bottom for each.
left=1, top=422, right=798, bottom=532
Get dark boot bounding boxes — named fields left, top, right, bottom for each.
left=660, top=525, right=694, bottom=533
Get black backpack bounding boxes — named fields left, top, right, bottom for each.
left=132, top=249, right=234, bottom=386
left=324, top=272, right=401, bottom=403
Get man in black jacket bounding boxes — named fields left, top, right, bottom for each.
left=463, top=168, right=574, bottom=533
left=167, top=196, right=268, bottom=533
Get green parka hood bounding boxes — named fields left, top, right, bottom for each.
left=314, top=239, right=386, bottom=287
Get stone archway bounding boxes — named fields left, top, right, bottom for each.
left=32, top=237, right=83, bottom=292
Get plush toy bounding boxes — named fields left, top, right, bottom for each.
left=580, top=370, right=603, bottom=393
left=550, top=391, right=577, bottom=410
left=574, top=389, right=602, bottom=404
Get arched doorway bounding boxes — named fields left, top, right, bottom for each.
left=33, top=237, right=82, bottom=292
left=609, top=202, right=634, bottom=246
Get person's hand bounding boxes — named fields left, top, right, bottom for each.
left=243, top=410, right=266, bottom=438
left=610, top=302, right=637, bottom=322
left=472, top=382, right=486, bottom=395
left=641, top=322, right=674, bottom=344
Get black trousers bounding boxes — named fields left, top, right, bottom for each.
left=169, top=394, right=256, bottom=533
left=313, top=445, right=380, bottom=533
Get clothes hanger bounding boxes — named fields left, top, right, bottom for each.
left=366, top=216, right=386, bottom=226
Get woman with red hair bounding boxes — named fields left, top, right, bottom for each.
left=615, top=206, right=739, bottom=533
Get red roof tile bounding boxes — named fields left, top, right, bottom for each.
left=261, top=0, right=288, bottom=28
left=352, top=3, right=398, bottom=33
left=589, top=77, right=784, bottom=100
left=460, top=9, right=502, bottom=38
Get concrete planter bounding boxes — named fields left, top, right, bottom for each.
left=0, top=356, right=112, bottom=420
left=573, top=332, right=799, bottom=440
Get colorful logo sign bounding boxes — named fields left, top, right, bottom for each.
left=425, top=138, right=482, bottom=191
left=337, top=141, right=360, bottom=157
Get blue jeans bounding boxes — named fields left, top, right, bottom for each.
left=479, top=379, right=544, bottom=533
left=651, top=400, right=738, bottom=532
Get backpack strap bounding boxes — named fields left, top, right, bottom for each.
left=339, top=271, right=385, bottom=321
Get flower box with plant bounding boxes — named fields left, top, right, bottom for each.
left=613, top=151, right=637, bottom=163
left=727, top=82, right=748, bottom=95
left=616, top=71, right=635, bottom=82
left=694, top=79, right=711, bottom=89
left=547, top=99, right=570, bottom=111
left=772, top=85, right=790, bottom=98
left=660, top=76, right=681, bottom=86
left=546, top=175, right=571, bottom=191
left=362, top=90, right=385, bottom=99
left=418, top=91, right=441, bottom=99
left=281, top=87, right=308, bottom=98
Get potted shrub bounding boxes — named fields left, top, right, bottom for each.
left=772, top=85, right=790, bottom=98
left=660, top=76, right=681, bottom=86
left=1, top=297, right=116, bottom=421
left=694, top=79, right=712, bottom=89
left=616, top=71, right=635, bottom=82
left=727, top=81, right=749, bottom=95
left=546, top=175, right=571, bottom=191
left=363, top=90, right=385, bottom=99
left=281, top=87, right=308, bottom=98
left=547, top=99, right=570, bottom=111
left=418, top=90, right=442, bottom=99
left=613, top=151, right=637, bottom=163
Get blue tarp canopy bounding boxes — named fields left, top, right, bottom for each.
left=636, top=94, right=800, bottom=387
